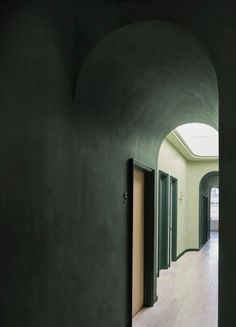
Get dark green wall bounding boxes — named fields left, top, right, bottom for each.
left=0, top=2, right=76, bottom=326
left=0, top=1, right=235, bottom=326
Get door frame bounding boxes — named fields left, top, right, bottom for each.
left=128, top=158, right=157, bottom=323
left=170, top=176, right=178, bottom=262
left=158, top=170, right=169, bottom=273
left=200, top=194, right=210, bottom=246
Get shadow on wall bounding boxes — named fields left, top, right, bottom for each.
left=0, top=18, right=219, bottom=327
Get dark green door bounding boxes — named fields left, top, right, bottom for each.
left=200, top=195, right=210, bottom=247
left=200, top=195, right=206, bottom=247
left=158, top=171, right=169, bottom=272
left=170, top=177, right=178, bottom=262
left=206, top=196, right=211, bottom=242
left=204, top=196, right=211, bottom=244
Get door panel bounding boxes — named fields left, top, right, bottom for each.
left=132, top=168, right=145, bottom=317
left=158, top=171, right=169, bottom=272
left=170, top=177, right=177, bottom=262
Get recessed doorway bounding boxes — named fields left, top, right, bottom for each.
left=129, top=159, right=156, bottom=323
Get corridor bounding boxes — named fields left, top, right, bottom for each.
left=133, top=233, right=218, bottom=327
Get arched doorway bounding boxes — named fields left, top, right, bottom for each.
left=199, top=171, right=219, bottom=248
left=157, top=123, right=218, bottom=270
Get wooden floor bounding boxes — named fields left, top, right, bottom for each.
left=133, top=232, right=218, bottom=327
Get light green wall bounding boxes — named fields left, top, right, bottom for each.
left=158, top=139, right=219, bottom=256
left=186, top=161, right=219, bottom=248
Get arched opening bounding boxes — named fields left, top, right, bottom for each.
left=158, top=123, right=218, bottom=265
left=131, top=123, right=219, bottom=325
left=199, top=171, right=219, bottom=248
left=135, top=123, right=219, bottom=326
left=75, top=21, right=219, bottom=327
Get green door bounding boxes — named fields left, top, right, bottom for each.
left=158, top=171, right=169, bottom=272
left=200, top=195, right=210, bottom=247
left=170, top=177, right=178, bottom=262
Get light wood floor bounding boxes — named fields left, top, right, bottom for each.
left=133, top=232, right=218, bottom=327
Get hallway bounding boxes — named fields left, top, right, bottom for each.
left=133, top=233, right=218, bottom=327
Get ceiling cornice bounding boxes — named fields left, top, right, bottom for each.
left=166, top=131, right=219, bottom=162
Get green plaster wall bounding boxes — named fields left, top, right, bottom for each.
left=0, top=16, right=218, bottom=326
left=1, top=1, right=236, bottom=326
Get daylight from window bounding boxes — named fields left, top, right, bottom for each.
left=211, top=188, right=219, bottom=221
left=175, top=123, right=218, bottom=157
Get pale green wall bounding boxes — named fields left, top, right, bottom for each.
left=186, top=161, right=219, bottom=248
left=158, top=139, right=219, bottom=256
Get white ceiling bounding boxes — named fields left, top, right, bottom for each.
left=175, top=123, right=218, bottom=157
